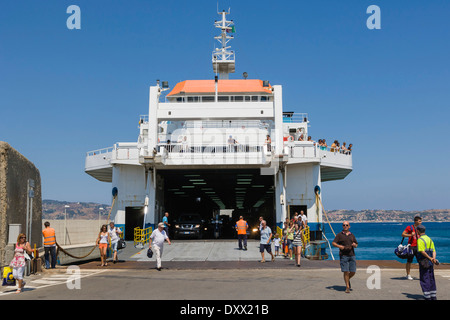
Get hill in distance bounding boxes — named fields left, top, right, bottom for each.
left=42, top=199, right=112, bottom=221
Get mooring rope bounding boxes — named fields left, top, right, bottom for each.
left=55, top=196, right=116, bottom=260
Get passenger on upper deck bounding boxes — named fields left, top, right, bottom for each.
left=347, top=144, right=353, bottom=155
left=228, top=135, right=239, bottom=152
left=322, top=139, right=328, bottom=150
left=265, top=135, right=272, bottom=152
left=166, top=140, right=173, bottom=152
left=178, top=136, right=188, bottom=153
left=330, top=140, right=340, bottom=152
left=341, top=142, right=348, bottom=154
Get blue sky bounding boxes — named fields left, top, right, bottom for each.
left=1, top=0, right=449, bottom=211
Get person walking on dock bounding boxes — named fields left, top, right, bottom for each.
left=259, top=220, right=274, bottom=263
left=416, top=225, right=439, bottom=300
left=402, top=216, right=422, bottom=280
left=332, top=221, right=358, bottom=293
left=149, top=222, right=171, bottom=271
left=163, top=212, right=170, bottom=236
left=108, top=222, right=123, bottom=264
left=292, top=222, right=304, bottom=267
left=10, top=233, right=33, bottom=293
left=96, top=225, right=110, bottom=267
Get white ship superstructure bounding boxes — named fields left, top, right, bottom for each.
left=85, top=10, right=352, bottom=241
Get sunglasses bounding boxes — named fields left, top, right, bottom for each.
left=342, top=224, right=349, bottom=226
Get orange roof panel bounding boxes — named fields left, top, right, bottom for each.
left=167, top=79, right=272, bottom=97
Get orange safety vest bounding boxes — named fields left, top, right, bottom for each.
left=42, top=227, right=56, bottom=246
left=236, top=220, right=248, bottom=235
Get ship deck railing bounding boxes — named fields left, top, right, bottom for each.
left=157, top=143, right=267, bottom=154
left=86, top=147, right=114, bottom=157
left=282, top=113, right=308, bottom=123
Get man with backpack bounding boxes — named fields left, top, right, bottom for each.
left=401, top=216, right=422, bottom=280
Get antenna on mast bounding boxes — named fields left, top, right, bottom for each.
left=212, top=8, right=235, bottom=80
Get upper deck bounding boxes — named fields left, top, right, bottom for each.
left=85, top=104, right=352, bottom=182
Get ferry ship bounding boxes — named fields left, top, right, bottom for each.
left=84, top=10, right=352, bottom=245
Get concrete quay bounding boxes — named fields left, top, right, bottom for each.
left=2, top=240, right=448, bottom=302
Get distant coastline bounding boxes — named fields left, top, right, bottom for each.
left=325, top=209, right=450, bottom=223
left=42, top=200, right=450, bottom=223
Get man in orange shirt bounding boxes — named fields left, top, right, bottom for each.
left=42, top=221, right=57, bottom=269
left=235, top=216, right=248, bottom=250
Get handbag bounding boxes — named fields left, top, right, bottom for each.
left=394, top=238, right=414, bottom=259
left=117, top=238, right=126, bottom=250
left=2, top=267, right=16, bottom=286
left=147, top=247, right=153, bottom=258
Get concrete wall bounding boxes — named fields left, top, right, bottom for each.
left=0, top=142, right=42, bottom=267
left=41, top=220, right=103, bottom=265
left=41, top=219, right=104, bottom=246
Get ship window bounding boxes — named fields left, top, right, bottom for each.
left=218, top=96, right=229, bottom=102
left=261, top=96, right=268, bottom=101
left=187, top=97, right=199, bottom=102
left=176, top=97, right=184, bottom=103
left=252, top=96, right=259, bottom=101
left=234, top=96, right=244, bottom=102
left=245, top=96, right=251, bottom=101
left=202, top=96, right=215, bottom=102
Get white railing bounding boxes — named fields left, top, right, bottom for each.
left=139, top=115, right=149, bottom=126
left=86, top=147, right=113, bottom=157
left=157, top=143, right=266, bottom=154
left=318, top=145, right=353, bottom=155
left=183, top=120, right=272, bottom=130
left=286, top=143, right=318, bottom=158
left=283, top=113, right=308, bottom=123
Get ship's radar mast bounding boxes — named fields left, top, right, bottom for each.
left=212, top=9, right=236, bottom=79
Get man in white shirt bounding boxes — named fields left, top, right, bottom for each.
left=149, top=222, right=171, bottom=271
left=108, top=222, right=123, bottom=263
left=300, top=211, right=308, bottom=228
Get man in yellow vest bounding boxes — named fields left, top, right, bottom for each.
left=42, top=221, right=57, bottom=269
left=235, top=216, right=248, bottom=251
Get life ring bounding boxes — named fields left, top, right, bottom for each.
left=288, top=135, right=294, bottom=142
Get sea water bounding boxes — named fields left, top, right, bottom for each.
left=321, top=222, right=450, bottom=263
